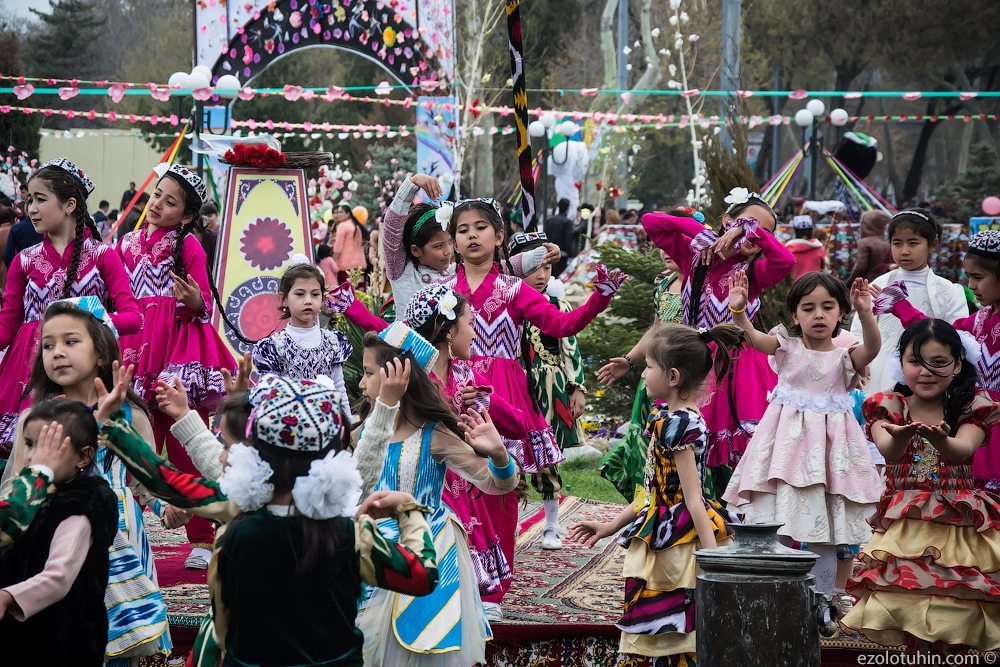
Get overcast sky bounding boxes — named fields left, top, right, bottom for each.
left=7, top=0, right=51, bottom=17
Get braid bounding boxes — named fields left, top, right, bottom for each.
left=61, top=212, right=87, bottom=299
left=173, top=221, right=197, bottom=280
left=686, top=264, right=708, bottom=326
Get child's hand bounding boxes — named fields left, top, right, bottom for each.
left=29, top=422, right=72, bottom=477
left=461, top=385, right=479, bottom=407
left=541, top=243, right=562, bottom=266
left=851, top=278, right=873, bottom=317
left=378, top=358, right=411, bottom=407
left=356, top=490, right=418, bottom=519
left=0, top=590, right=18, bottom=621
left=569, top=388, right=586, bottom=420
left=221, top=352, right=253, bottom=396
left=162, top=505, right=191, bottom=529
left=459, top=409, right=507, bottom=460
left=702, top=225, right=743, bottom=264
left=155, top=378, right=191, bottom=421
left=727, top=270, right=750, bottom=312
left=568, top=520, right=616, bottom=548
left=883, top=422, right=919, bottom=444
left=868, top=283, right=883, bottom=298
left=596, top=357, right=631, bottom=386
left=410, top=174, right=443, bottom=200
left=915, top=420, right=951, bottom=448
left=173, top=273, right=205, bottom=314
left=94, top=362, right=135, bottom=424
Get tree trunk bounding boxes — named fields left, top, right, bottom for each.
left=958, top=119, right=975, bottom=175
left=470, top=112, right=495, bottom=196
left=600, top=0, right=618, bottom=90
left=902, top=101, right=941, bottom=203
left=879, top=99, right=903, bottom=202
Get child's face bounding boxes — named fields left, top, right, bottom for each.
left=359, top=348, right=384, bottom=405
left=901, top=340, right=959, bottom=402
left=524, top=263, right=552, bottom=293
left=218, top=419, right=243, bottom=470
left=723, top=204, right=777, bottom=257
left=890, top=226, right=936, bottom=271
left=23, top=418, right=93, bottom=484
left=204, top=212, right=218, bottom=228
left=27, top=179, right=75, bottom=235
left=447, top=308, right=475, bottom=361
left=792, top=285, right=842, bottom=344
left=411, top=230, right=454, bottom=272
left=965, top=256, right=1000, bottom=307
left=147, top=178, right=194, bottom=229
left=454, top=210, right=502, bottom=265
left=642, top=357, right=671, bottom=400
left=40, top=315, right=102, bottom=392
left=281, top=277, right=323, bottom=328
left=660, top=251, right=680, bottom=273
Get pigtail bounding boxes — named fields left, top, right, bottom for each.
left=704, top=324, right=745, bottom=381
left=172, top=221, right=198, bottom=280
left=686, top=263, right=709, bottom=326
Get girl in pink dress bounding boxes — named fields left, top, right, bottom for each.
left=0, top=159, right=140, bottom=456
left=443, top=198, right=626, bottom=620
left=723, top=271, right=883, bottom=595
left=641, top=192, right=796, bottom=484
left=879, top=228, right=1000, bottom=492
left=405, top=283, right=529, bottom=600
left=115, top=164, right=235, bottom=566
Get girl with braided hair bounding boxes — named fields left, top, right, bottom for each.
left=640, top=190, right=795, bottom=493
left=114, top=164, right=236, bottom=569
left=0, top=159, right=140, bottom=458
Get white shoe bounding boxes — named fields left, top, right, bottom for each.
left=184, top=547, right=212, bottom=570
left=483, top=603, right=503, bottom=623
left=541, top=529, right=563, bottom=550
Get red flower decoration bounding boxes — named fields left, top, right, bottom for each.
left=240, top=216, right=294, bottom=270
left=224, top=143, right=287, bottom=169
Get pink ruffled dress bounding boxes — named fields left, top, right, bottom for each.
left=116, top=225, right=235, bottom=409
left=0, top=231, right=141, bottom=456
left=641, top=213, right=796, bottom=468
left=723, top=327, right=882, bottom=545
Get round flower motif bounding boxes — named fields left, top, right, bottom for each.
left=812, top=393, right=830, bottom=411
left=240, top=216, right=294, bottom=271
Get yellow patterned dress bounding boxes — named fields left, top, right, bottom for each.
left=600, top=272, right=684, bottom=501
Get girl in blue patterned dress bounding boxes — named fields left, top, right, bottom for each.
left=352, top=323, right=519, bottom=667
left=570, top=324, right=741, bottom=665
left=252, top=258, right=353, bottom=415
left=1, top=298, right=171, bottom=664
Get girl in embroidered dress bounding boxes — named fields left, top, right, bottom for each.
left=2, top=299, right=173, bottom=664
left=442, top=198, right=626, bottom=619
left=570, top=324, right=740, bottom=665
left=115, top=164, right=235, bottom=569
left=723, top=271, right=883, bottom=596
left=599, top=240, right=690, bottom=502
left=640, top=193, right=796, bottom=488
left=352, top=324, right=520, bottom=667
left=405, top=284, right=528, bottom=601
left=0, top=400, right=119, bottom=667
left=377, top=174, right=556, bottom=320
left=92, top=371, right=440, bottom=667
left=0, top=159, right=140, bottom=457
left=840, top=319, right=1000, bottom=653
left=876, top=229, right=1000, bottom=493
left=849, top=209, right=968, bottom=397
left=252, top=259, right=353, bottom=415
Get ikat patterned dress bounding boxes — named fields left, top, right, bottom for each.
left=842, top=391, right=1000, bottom=651
left=617, top=407, right=734, bottom=660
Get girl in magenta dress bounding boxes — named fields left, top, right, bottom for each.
left=443, top=198, right=626, bottom=619
left=641, top=191, right=795, bottom=479
left=878, top=228, right=1000, bottom=492
left=0, top=158, right=140, bottom=456
left=115, top=164, right=235, bottom=566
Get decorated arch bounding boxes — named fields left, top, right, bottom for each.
left=196, top=0, right=455, bottom=89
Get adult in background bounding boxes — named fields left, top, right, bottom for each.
left=92, top=200, right=111, bottom=238
left=116, top=192, right=149, bottom=243
left=2, top=208, right=43, bottom=269
left=0, top=206, right=15, bottom=295
left=120, top=181, right=137, bottom=211
left=331, top=203, right=368, bottom=288
left=198, top=202, right=219, bottom=272
left=847, top=210, right=891, bottom=284
left=786, top=213, right=826, bottom=280
left=544, top=198, right=576, bottom=277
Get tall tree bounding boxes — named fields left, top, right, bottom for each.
left=24, top=0, right=106, bottom=79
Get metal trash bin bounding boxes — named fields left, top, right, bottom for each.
left=695, top=522, right=836, bottom=667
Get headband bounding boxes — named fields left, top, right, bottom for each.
left=158, top=164, right=209, bottom=205
left=40, top=158, right=95, bottom=196
left=410, top=207, right=444, bottom=243
left=891, top=209, right=930, bottom=223
left=404, top=284, right=459, bottom=331
left=508, top=231, right=548, bottom=254
left=50, top=296, right=118, bottom=339
left=455, top=197, right=504, bottom=220
left=379, top=321, right=440, bottom=372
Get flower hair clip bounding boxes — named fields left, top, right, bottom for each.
left=435, top=202, right=454, bottom=229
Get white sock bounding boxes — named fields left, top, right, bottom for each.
left=810, top=545, right=839, bottom=596
left=543, top=498, right=560, bottom=530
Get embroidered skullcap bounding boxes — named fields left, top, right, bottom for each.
left=969, top=230, right=1000, bottom=258
left=40, top=158, right=95, bottom=196
left=508, top=231, right=548, bottom=254
left=379, top=321, right=439, bottom=372
left=49, top=296, right=118, bottom=339
left=792, top=214, right=814, bottom=230
left=162, top=164, right=209, bottom=205
left=404, top=284, right=460, bottom=331
left=248, top=374, right=345, bottom=458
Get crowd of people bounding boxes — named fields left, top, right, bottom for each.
left=0, top=156, right=996, bottom=667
